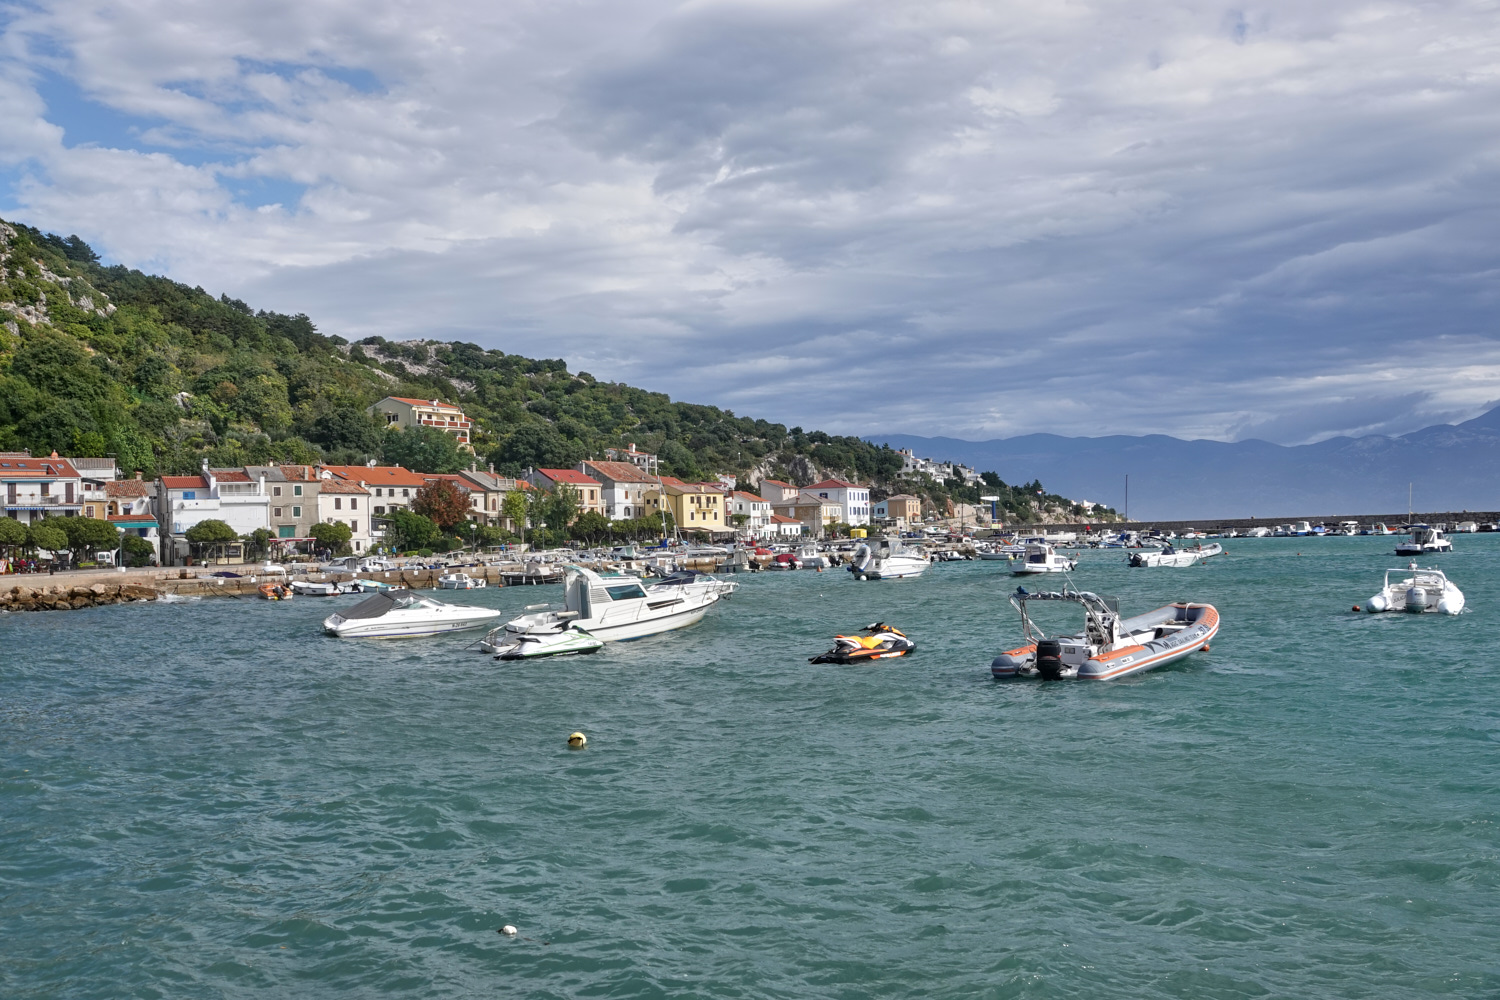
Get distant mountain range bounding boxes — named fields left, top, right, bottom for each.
left=872, top=407, right=1500, bottom=520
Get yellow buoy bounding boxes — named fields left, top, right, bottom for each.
left=567, top=731, right=587, bottom=748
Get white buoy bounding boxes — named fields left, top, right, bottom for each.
left=500, top=924, right=518, bottom=937
left=567, top=731, right=587, bottom=749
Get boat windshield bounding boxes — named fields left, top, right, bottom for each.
left=605, top=583, right=648, bottom=601
left=339, top=591, right=432, bottom=619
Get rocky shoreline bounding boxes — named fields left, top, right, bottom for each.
left=2, top=582, right=163, bottom=612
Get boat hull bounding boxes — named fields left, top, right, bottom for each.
left=992, top=603, right=1219, bottom=681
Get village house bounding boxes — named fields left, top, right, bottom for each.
left=315, top=478, right=373, bottom=553
left=771, top=492, right=844, bottom=537
left=318, top=464, right=430, bottom=546
left=1, top=451, right=83, bottom=526
left=458, top=467, right=521, bottom=528
left=578, top=460, right=658, bottom=521
left=645, top=476, right=726, bottom=534
left=525, top=468, right=606, bottom=517
left=804, top=479, right=871, bottom=526
left=768, top=513, right=806, bottom=537
left=873, top=494, right=923, bottom=528
left=728, top=490, right=772, bottom=532
left=757, top=479, right=801, bottom=505
left=103, top=476, right=160, bottom=560
left=602, top=443, right=658, bottom=474
left=367, top=396, right=473, bottom=448
left=155, top=462, right=270, bottom=565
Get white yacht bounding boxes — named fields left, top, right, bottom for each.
left=323, top=591, right=502, bottom=638
left=1338, top=521, right=1360, bottom=536
left=848, top=539, right=931, bottom=580
left=1245, top=527, right=1272, bottom=538
left=1290, top=521, right=1313, bottom=536
left=1011, top=542, right=1077, bottom=575
left=797, top=543, right=832, bottom=569
left=489, top=565, right=737, bottom=643
left=1454, top=521, right=1479, bottom=533
left=1365, top=565, right=1464, bottom=614
left=1395, top=525, right=1452, bottom=555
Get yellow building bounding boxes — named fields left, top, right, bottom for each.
left=646, top=477, right=726, bottom=533
left=368, top=396, right=473, bottom=449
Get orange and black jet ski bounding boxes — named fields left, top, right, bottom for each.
left=809, top=623, right=915, bottom=664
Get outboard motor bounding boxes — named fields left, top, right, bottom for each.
left=848, top=543, right=875, bottom=579
left=1035, top=639, right=1066, bottom=680
left=1404, top=586, right=1429, bottom=613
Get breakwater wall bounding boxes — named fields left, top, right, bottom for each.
left=1029, top=510, right=1500, bottom=535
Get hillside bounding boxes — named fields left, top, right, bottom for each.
left=877, top=411, right=1500, bottom=521
left=0, top=217, right=1106, bottom=524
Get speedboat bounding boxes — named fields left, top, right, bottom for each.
left=488, top=565, right=737, bottom=643
left=1338, top=521, right=1360, bottom=536
left=1011, top=542, right=1076, bottom=575
left=770, top=552, right=802, bottom=570
left=1128, top=542, right=1222, bottom=567
left=808, top=623, right=915, bottom=664
left=848, top=539, right=930, bottom=580
left=438, top=572, right=487, bottom=589
left=482, top=624, right=605, bottom=659
left=290, top=580, right=340, bottom=597
left=1454, top=521, right=1479, bottom=533
left=1365, top=523, right=1395, bottom=535
left=1395, top=524, right=1452, bottom=555
left=323, top=590, right=501, bottom=638
left=797, top=543, right=831, bottom=569
left=1364, top=565, right=1465, bottom=614
left=991, top=586, right=1219, bottom=681
left=349, top=577, right=400, bottom=592
left=1245, top=527, right=1271, bottom=537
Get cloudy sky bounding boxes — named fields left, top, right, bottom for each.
left=3, top=0, right=1499, bottom=445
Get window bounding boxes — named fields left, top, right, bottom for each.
left=182, top=490, right=196, bottom=500
left=374, top=487, right=382, bottom=497
left=375, top=505, right=386, bottom=515
left=273, top=486, right=282, bottom=497
left=605, top=583, right=648, bottom=601
left=351, top=499, right=358, bottom=511
left=85, top=505, right=95, bottom=517
left=292, top=506, right=301, bottom=518
left=293, top=485, right=302, bottom=496
left=402, top=489, right=410, bottom=498
left=273, top=507, right=283, bottom=518
left=350, top=520, right=358, bottom=531
left=334, top=497, right=342, bottom=510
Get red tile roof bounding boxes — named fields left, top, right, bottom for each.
left=386, top=396, right=463, bottom=411
left=319, top=464, right=429, bottom=487
left=211, top=470, right=253, bottom=483
left=0, top=457, right=82, bottom=479
left=423, top=474, right=473, bottom=492
left=161, top=475, right=210, bottom=489
left=808, top=479, right=861, bottom=490
left=732, top=491, right=767, bottom=502
left=770, top=514, right=802, bottom=524
left=761, top=479, right=794, bottom=488
left=536, top=468, right=601, bottom=486
left=317, top=479, right=370, bottom=495
left=104, top=480, right=150, bottom=498
left=580, top=460, right=657, bottom=483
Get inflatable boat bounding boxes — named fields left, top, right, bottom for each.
left=991, top=586, right=1219, bottom=681
left=1364, top=565, right=1465, bottom=614
left=808, top=623, right=915, bottom=663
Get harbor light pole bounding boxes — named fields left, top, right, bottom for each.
left=980, top=495, right=1000, bottom=525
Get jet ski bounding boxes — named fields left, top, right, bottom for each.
left=808, top=623, right=916, bottom=664
left=482, top=622, right=605, bottom=660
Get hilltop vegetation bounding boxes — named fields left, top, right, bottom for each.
left=0, top=217, right=1110, bottom=524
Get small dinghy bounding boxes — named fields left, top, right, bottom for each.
left=483, top=622, right=604, bottom=659
left=991, top=586, right=1219, bottom=681
left=438, top=572, right=487, bottom=589
left=1364, top=565, right=1465, bottom=614
left=1128, top=542, right=1222, bottom=567
left=808, top=623, right=915, bottom=663
left=257, top=582, right=292, bottom=600
left=291, top=580, right=339, bottom=596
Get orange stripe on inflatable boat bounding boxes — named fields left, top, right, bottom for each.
left=1093, top=644, right=1147, bottom=662
left=1003, top=643, right=1037, bottom=657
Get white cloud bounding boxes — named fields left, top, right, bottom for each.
left=2, top=0, right=1499, bottom=444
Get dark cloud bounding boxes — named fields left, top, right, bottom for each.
left=4, top=0, right=1500, bottom=444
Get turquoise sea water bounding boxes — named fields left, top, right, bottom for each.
left=3, top=536, right=1499, bottom=998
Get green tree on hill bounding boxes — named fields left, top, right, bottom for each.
left=381, top=425, right=467, bottom=474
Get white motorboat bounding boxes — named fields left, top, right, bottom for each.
left=290, top=580, right=340, bottom=596
left=1338, top=521, right=1360, bottom=536
left=1364, top=523, right=1395, bottom=535
left=797, top=543, right=831, bottom=569
left=349, top=577, right=399, bottom=592
left=438, top=572, right=487, bottom=589
left=1128, top=542, right=1223, bottom=568
left=991, top=586, right=1220, bottom=681
left=1395, top=524, right=1452, bottom=555
left=848, top=540, right=930, bottom=580
left=1454, top=521, right=1479, bottom=533
left=323, top=590, right=502, bottom=638
left=1011, top=542, right=1076, bottom=575
left=1245, top=527, right=1271, bottom=537
left=1365, top=565, right=1465, bottom=615
left=482, top=624, right=605, bottom=659
left=490, top=565, right=737, bottom=643
left=1290, top=521, right=1313, bottom=536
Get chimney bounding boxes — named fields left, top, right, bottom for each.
left=488, top=462, right=495, bottom=475
left=135, top=471, right=142, bottom=480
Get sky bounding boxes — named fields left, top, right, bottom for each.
left=2, top=0, right=1499, bottom=446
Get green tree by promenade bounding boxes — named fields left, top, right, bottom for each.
left=384, top=508, right=440, bottom=552
left=60, top=516, right=120, bottom=564
left=184, top=519, right=237, bottom=562
left=27, top=521, right=69, bottom=557
left=308, top=521, right=352, bottom=556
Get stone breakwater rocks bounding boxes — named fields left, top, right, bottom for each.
left=0, top=582, right=161, bottom=612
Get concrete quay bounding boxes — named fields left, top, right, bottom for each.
left=1027, top=510, right=1500, bottom=535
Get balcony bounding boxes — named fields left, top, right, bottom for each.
left=4, top=495, right=82, bottom=509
